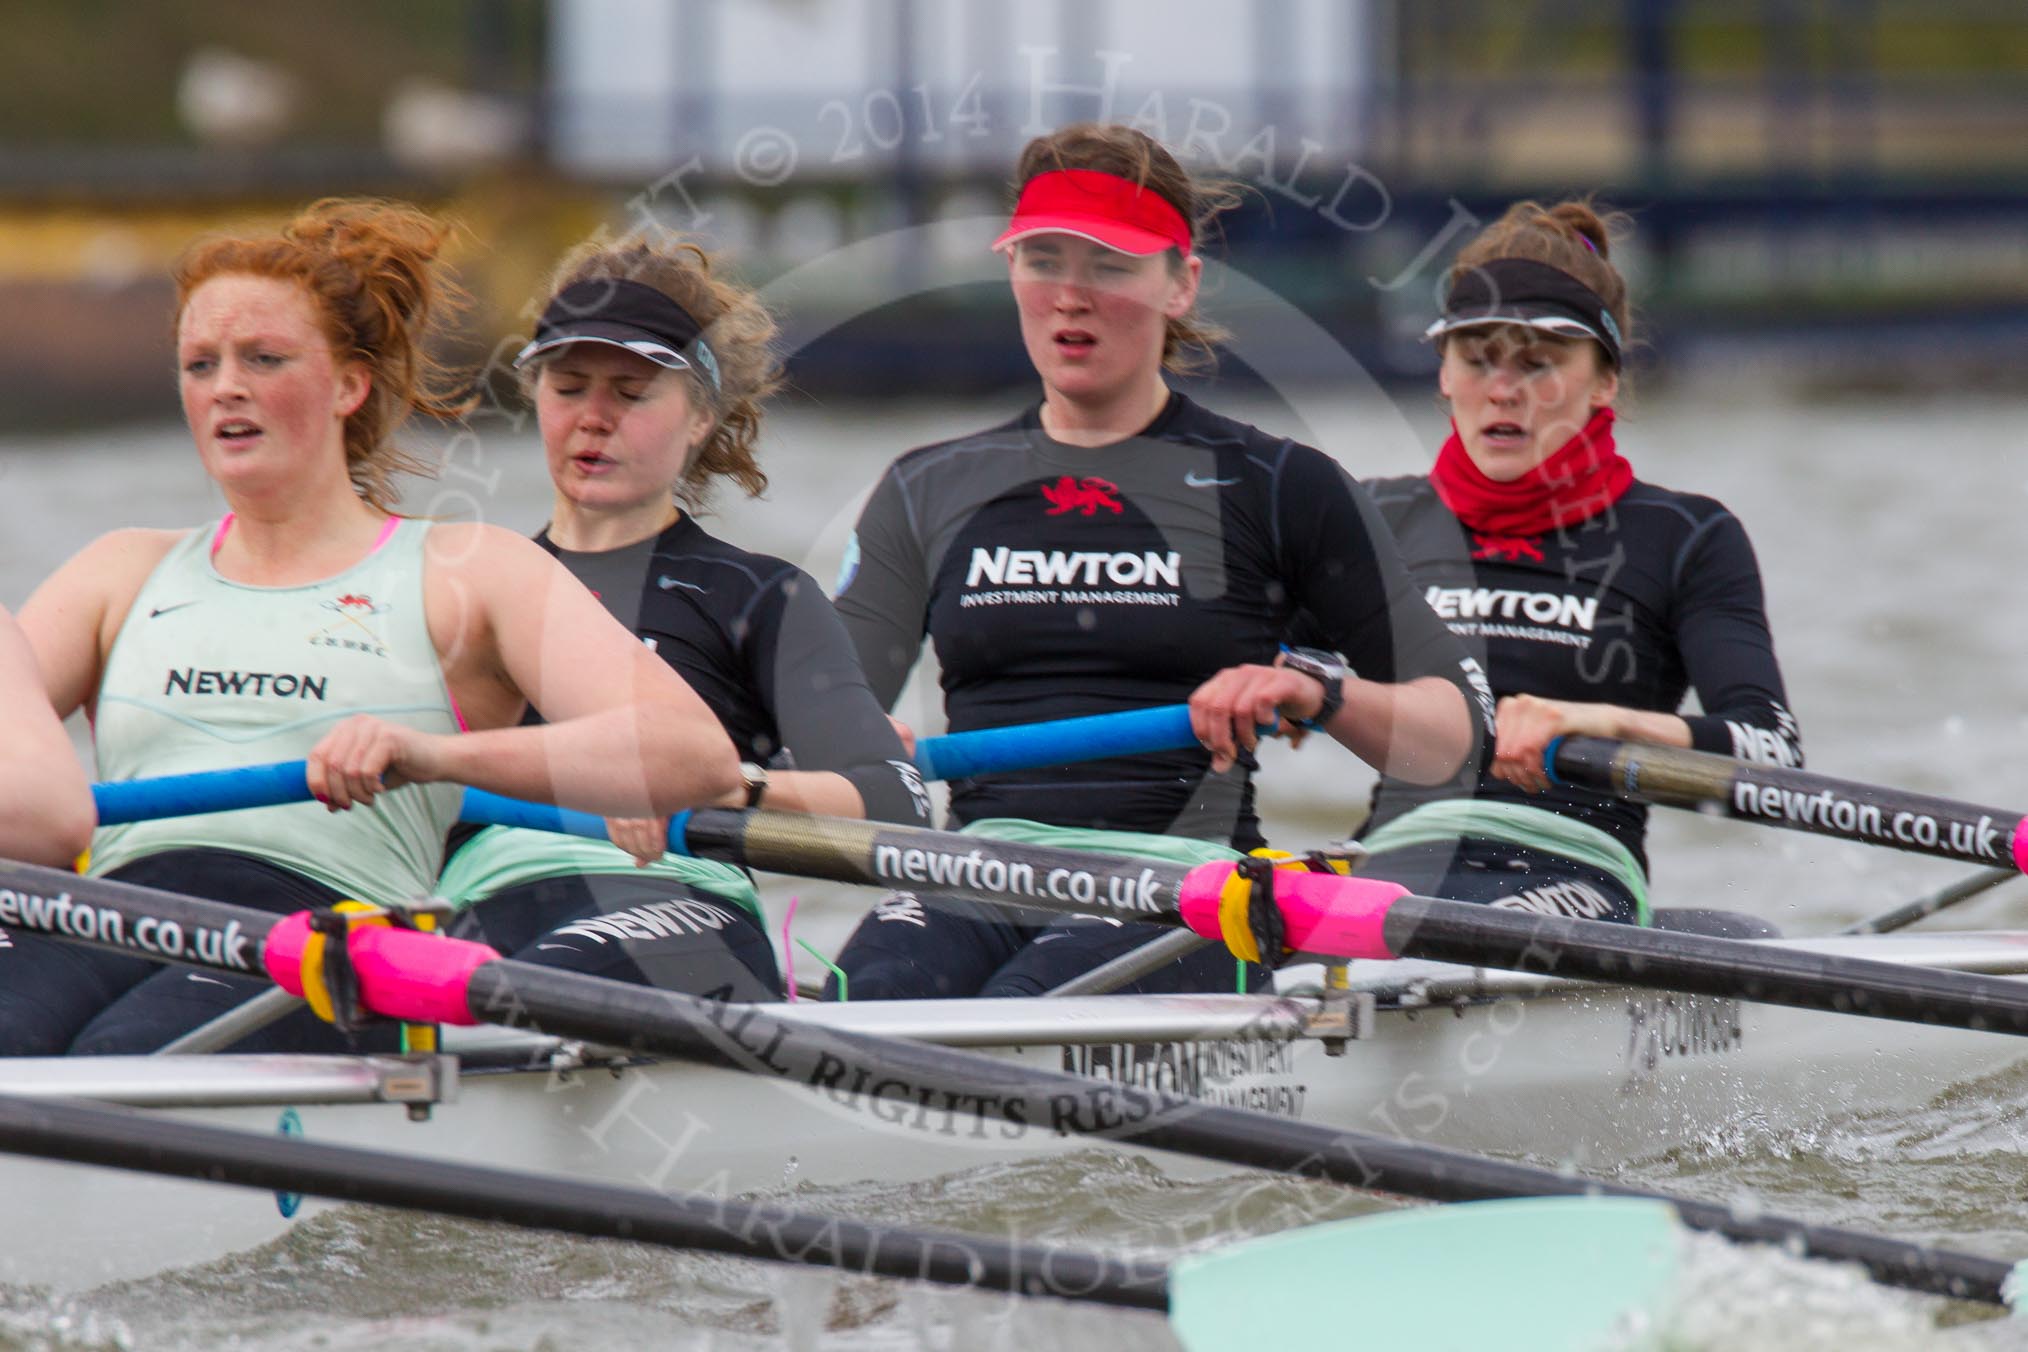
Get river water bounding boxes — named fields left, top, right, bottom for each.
left=4, top=380, right=2028, bottom=1349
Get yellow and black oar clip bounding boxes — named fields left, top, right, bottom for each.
left=1217, top=847, right=1356, bottom=967
left=297, top=898, right=457, bottom=1117
left=1220, top=849, right=1365, bottom=1051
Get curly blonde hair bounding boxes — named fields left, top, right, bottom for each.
left=523, top=235, right=783, bottom=511
left=175, top=198, right=475, bottom=513
left=1012, top=123, right=1242, bottom=376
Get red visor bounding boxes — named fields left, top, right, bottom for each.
left=991, top=169, right=1192, bottom=257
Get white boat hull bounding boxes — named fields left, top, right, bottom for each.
left=6, top=930, right=2028, bottom=1291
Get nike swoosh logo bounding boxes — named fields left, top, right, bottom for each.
left=186, top=973, right=233, bottom=988
left=1184, top=472, right=1240, bottom=488
left=149, top=601, right=199, bottom=618
left=658, top=576, right=705, bottom=593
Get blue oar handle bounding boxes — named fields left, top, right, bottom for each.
left=912, top=704, right=1279, bottom=782
left=455, top=789, right=696, bottom=857
left=455, top=789, right=609, bottom=842
left=92, top=767, right=686, bottom=853
left=86, top=706, right=1280, bottom=830
left=93, top=761, right=312, bottom=826
left=91, top=763, right=692, bottom=854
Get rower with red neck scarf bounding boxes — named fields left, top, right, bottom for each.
left=1329, top=199, right=1801, bottom=926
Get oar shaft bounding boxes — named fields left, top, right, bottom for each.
left=464, top=958, right=2015, bottom=1306
left=1549, top=737, right=2027, bottom=871
left=1380, top=895, right=2028, bottom=1034
left=0, top=1091, right=1168, bottom=1309
left=0, top=856, right=2013, bottom=1306
left=1841, top=867, right=2019, bottom=936
left=678, top=810, right=1400, bottom=962
left=0, top=861, right=276, bottom=972
left=681, top=808, right=1198, bottom=922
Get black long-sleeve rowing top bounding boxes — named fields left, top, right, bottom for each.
left=834, top=392, right=1489, bottom=849
left=540, top=515, right=929, bottom=827
left=1352, top=474, right=1802, bottom=872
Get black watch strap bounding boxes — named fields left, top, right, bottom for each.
left=1281, top=646, right=1347, bottom=731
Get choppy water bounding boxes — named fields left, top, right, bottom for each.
left=5, top=380, right=2028, bottom=1347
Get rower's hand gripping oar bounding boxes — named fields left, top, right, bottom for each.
left=1546, top=735, right=2028, bottom=873
left=90, top=704, right=1279, bottom=826
left=0, top=1085, right=1683, bottom=1349
left=2, top=854, right=2021, bottom=1309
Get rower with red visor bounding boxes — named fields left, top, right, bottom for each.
left=825, top=122, right=1490, bottom=999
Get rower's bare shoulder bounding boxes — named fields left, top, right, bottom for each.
left=20, top=527, right=188, bottom=713
left=420, top=523, right=573, bottom=658
left=32, top=527, right=184, bottom=611
left=423, top=521, right=555, bottom=579
left=66, top=527, right=184, bottom=575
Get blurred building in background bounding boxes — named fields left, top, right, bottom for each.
left=0, top=0, right=2022, bottom=423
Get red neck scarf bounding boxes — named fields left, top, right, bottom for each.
left=1430, top=407, right=1630, bottom=555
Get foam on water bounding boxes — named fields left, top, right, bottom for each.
left=1654, top=1229, right=1966, bottom=1352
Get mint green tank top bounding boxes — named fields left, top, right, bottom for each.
left=434, top=825, right=761, bottom=919
left=90, top=516, right=464, bottom=906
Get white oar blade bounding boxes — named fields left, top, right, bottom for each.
left=1169, top=1197, right=1679, bottom=1352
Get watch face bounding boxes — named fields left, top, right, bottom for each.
left=1282, top=648, right=1345, bottom=727
left=1285, top=648, right=1344, bottom=682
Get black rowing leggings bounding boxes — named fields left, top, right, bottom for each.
left=14, top=849, right=395, bottom=1057
left=1353, top=837, right=1644, bottom=926
left=450, top=871, right=782, bottom=1005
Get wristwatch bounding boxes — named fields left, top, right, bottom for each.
left=738, top=761, right=771, bottom=808
left=1279, top=646, right=1347, bottom=731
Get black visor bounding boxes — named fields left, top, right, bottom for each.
left=515, top=278, right=720, bottom=390
left=1425, top=257, right=1622, bottom=368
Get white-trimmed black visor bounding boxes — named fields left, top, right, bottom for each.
left=1424, top=257, right=1622, bottom=367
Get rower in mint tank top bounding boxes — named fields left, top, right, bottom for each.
left=90, top=514, right=464, bottom=905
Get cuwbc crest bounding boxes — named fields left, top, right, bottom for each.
left=1040, top=475, right=1124, bottom=516
left=1471, top=533, right=1545, bottom=563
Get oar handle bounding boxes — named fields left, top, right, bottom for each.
left=87, top=707, right=1280, bottom=828
left=911, top=704, right=1277, bottom=782
left=93, top=768, right=657, bottom=852
left=455, top=788, right=614, bottom=842
left=92, top=761, right=312, bottom=825
left=456, top=791, right=699, bottom=856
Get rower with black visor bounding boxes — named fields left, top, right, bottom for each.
left=1312, top=197, right=1803, bottom=927
left=435, top=234, right=930, bottom=1001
